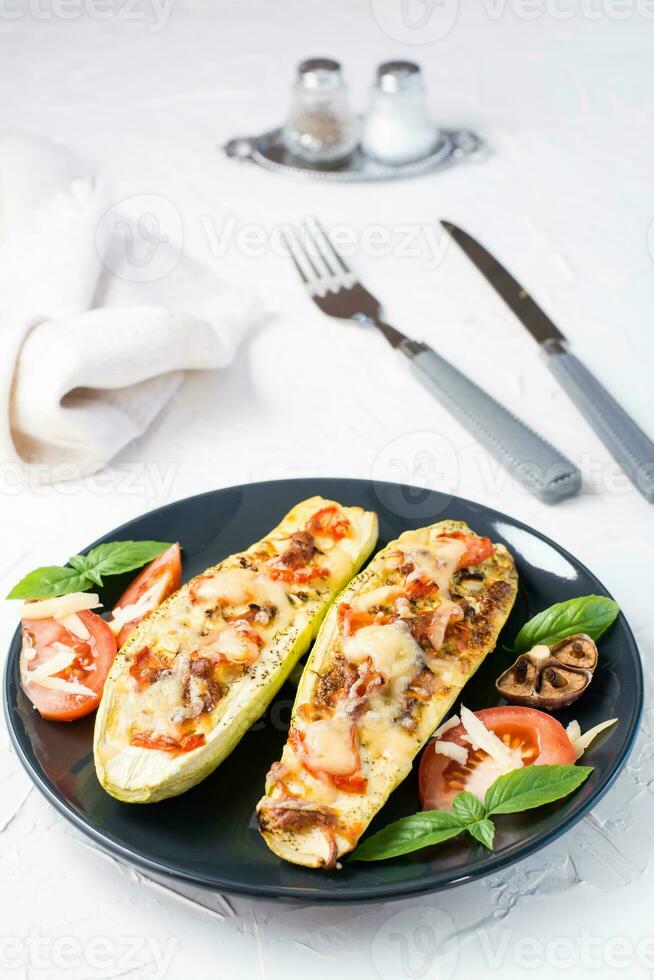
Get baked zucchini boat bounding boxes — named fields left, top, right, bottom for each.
left=257, top=520, right=517, bottom=868
left=94, top=497, right=378, bottom=802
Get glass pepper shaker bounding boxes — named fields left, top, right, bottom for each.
left=282, top=58, right=359, bottom=166
left=362, top=61, right=437, bottom=166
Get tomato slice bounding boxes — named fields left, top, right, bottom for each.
left=130, top=731, right=205, bottom=753
left=109, top=543, right=181, bottom=647
left=338, top=603, right=378, bottom=637
left=331, top=772, right=368, bottom=794
left=129, top=646, right=164, bottom=687
left=449, top=533, right=495, bottom=569
left=419, top=706, right=575, bottom=811
left=305, top=505, right=351, bottom=540
left=405, top=572, right=438, bottom=600
left=20, top=611, right=117, bottom=722
left=268, top=566, right=328, bottom=584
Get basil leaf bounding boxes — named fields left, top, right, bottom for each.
left=68, top=555, right=104, bottom=587
left=452, top=791, right=486, bottom=824
left=6, top=566, right=93, bottom=600
left=351, top=811, right=463, bottom=862
left=466, top=818, right=495, bottom=850
left=68, top=541, right=172, bottom=586
left=7, top=541, right=173, bottom=600
left=514, top=595, right=619, bottom=652
left=485, top=764, right=593, bottom=816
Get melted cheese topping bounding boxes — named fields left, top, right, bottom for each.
left=123, top=674, right=186, bottom=735
left=205, top=623, right=260, bottom=663
left=192, top=567, right=257, bottom=604
left=343, top=622, right=422, bottom=692
left=102, top=504, right=367, bottom=750
left=302, top=717, right=357, bottom=775
left=260, top=521, right=518, bottom=868
left=283, top=531, right=475, bottom=793
left=114, top=570, right=298, bottom=740
left=359, top=702, right=414, bottom=765
left=396, top=537, right=466, bottom=598
left=352, top=585, right=402, bottom=611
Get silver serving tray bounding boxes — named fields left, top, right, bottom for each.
left=223, top=127, right=483, bottom=182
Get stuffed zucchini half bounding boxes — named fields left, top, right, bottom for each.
left=257, top=520, right=517, bottom=868
left=94, top=497, right=378, bottom=803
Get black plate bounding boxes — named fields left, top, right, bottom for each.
left=3, top=479, right=643, bottom=903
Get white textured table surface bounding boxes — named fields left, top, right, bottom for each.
left=2, top=3, right=654, bottom=978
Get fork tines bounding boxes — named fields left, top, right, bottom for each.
left=284, top=218, right=355, bottom=297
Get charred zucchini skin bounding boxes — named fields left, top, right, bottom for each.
left=258, top=520, right=518, bottom=868
left=93, top=497, right=378, bottom=803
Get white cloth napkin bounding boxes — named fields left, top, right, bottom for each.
left=0, top=132, right=256, bottom=481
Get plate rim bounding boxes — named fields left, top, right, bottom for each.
left=3, top=477, right=644, bottom=903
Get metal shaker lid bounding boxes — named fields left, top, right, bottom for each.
left=375, top=61, right=422, bottom=93
left=297, top=58, right=343, bottom=89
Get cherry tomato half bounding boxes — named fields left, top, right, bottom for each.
left=419, top=706, right=575, bottom=811
left=21, top=610, right=117, bottom=722
left=109, top=543, right=181, bottom=647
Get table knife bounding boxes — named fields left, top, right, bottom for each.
left=441, top=221, right=654, bottom=503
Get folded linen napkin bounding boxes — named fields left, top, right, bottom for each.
left=0, top=132, right=255, bottom=481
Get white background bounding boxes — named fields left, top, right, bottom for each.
left=1, top=1, right=654, bottom=978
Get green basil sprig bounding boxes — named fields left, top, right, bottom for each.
left=7, top=541, right=173, bottom=600
left=513, top=595, right=619, bottom=653
left=350, top=811, right=464, bottom=862
left=351, top=764, right=592, bottom=862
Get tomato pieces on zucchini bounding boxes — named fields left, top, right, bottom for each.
left=306, top=505, right=351, bottom=540
left=20, top=611, right=117, bottom=722
left=268, top=566, right=329, bottom=584
left=130, top=731, right=206, bottom=753
left=419, top=706, right=576, bottom=811
left=449, top=532, right=495, bottom=569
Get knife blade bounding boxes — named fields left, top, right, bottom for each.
left=441, top=220, right=654, bottom=503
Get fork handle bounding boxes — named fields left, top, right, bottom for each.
left=407, top=345, right=581, bottom=502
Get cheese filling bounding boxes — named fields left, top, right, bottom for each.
left=288, top=531, right=478, bottom=791
left=302, top=717, right=358, bottom=775
left=343, top=622, right=422, bottom=693
left=107, top=506, right=361, bottom=748
left=395, top=537, right=467, bottom=599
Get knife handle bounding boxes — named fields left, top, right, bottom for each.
left=545, top=347, right=654, bottom=503
left=408, top=346, right=581, bottom=503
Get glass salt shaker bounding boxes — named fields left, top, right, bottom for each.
left=362, top=61, right=438, bottom=166
left=283, top=58, right=359, bottom=166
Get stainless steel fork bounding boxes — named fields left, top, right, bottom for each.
left=284, top=218, right=581, bottom=503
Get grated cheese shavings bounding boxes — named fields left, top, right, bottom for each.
left=566, top=718, right=617, bottom=760
left=58, top=612, right=90, bottom=640
left=109, top=582, right=161, bottom=635
left=29, top=647, right=77, bottom=679
left=433, top=740, right=468, bottom=766
left=460, top=705, right=522, bottom=770
left=19, top=593, right=101, bottom=620
left=432, top=715, right=460, bottom=739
